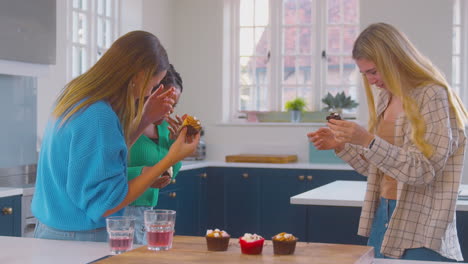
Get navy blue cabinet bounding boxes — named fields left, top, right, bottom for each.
left=156, top=168, right=207, bottom=236
left=0, top=195, right=21, bottom=237
left=223, top=168, right=261, bottom=238
left=456, top=211, right=468, bottom=260
left=259, top=169, right=308, bottom=240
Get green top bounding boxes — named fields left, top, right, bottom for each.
left=127, top=121, right=182, bottom=206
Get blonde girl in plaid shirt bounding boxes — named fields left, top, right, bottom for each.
left=308, top=23, right=468, bottom=261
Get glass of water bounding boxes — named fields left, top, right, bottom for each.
left=106, top=216, right=135, bottom=255
left=144, top=209, right=176, bottom=251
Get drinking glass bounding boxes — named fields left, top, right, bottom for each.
left=144, top=209, right=176, bottom=251
left=106, top=216, right=135, bottom=255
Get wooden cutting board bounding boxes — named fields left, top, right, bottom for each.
left=95, top=236, right=374, bottom=264
left=225, top=154, right=298, bottom=163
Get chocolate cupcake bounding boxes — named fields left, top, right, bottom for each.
left=272, top=232, right=298, bottom=255
left=326, top=112, right=342, bottom=121
left=205, top=229, right=230, bottom=251
left=181, top=115, right=202, bottom=136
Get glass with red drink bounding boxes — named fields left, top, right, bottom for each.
left=144, top=209, right=176, bottom=251
left=106, top=216, right=135, bottom=255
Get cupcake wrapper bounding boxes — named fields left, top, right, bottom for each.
left=206, top=236, right=230, bottom=251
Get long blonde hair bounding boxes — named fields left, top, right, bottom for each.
left=53, top=31, right=169, bottom=144
left=353, top=23, right=468, bottom=158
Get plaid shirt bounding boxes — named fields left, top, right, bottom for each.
left=337, top=84, right=466, bottom=261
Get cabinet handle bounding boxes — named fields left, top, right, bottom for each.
left=169, top=192, right=177, bottom=198
left=2, top=207, right=13, bottom=215
left=242, top=173, right=249, bottom=179
left=200, top=173, right=208, bottom=179
left=171, top=179, right=176, bottom=184
left=307, top=175, right=313, bottom=181
left=298, top=175, right=305, bottom=181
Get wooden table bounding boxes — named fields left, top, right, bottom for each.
left=96, top=236, right=374, bottom=264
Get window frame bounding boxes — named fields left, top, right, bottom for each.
left=226, top=0, right=360, bottom=122
left=66, top=0, right=120, bottom=81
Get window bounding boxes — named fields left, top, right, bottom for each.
left=68, top=0, right=120, bottom=79
left=453, top=0, right=467, bottom=104
left=228, top=0, right=360, bottom=120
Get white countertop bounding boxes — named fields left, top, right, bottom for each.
left=0, top=187, right=23, bottom=198
left=0, top=236, right=463, bottom=264
left=180, top=160, right=353, bottom=171
left=290, top=180, right=468, bottom=211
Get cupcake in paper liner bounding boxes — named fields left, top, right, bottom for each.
left=239, top=233, right=264, bottom=255
left=205, top=229, right=230, bottom=251
left=272, top=232, right=298, bottom=255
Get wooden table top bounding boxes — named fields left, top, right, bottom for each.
left=95, top=235, right=374, bottom=264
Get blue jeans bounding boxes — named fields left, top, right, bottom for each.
left=34, top=221, right=107, bottom=242
left=368, top=197, right=457, bottom=262
left=124, top=205, right=153, bottom=245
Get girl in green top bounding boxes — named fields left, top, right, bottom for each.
left=124, top=64, right=185, bottom=244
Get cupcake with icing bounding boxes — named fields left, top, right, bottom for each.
left=180, top=115, right=202, bottom=136
left=272, top=232, right=298, bottom=255
left=205, top=229, right=230, bottom=251
left=239, top=233, right=264, bottom=255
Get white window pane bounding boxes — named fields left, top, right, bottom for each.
left=72, top=46, right=87, bottom=78
left=454, top=0, right=460, bottom=25
left=255, top=27, right=269, bottom=55
left=453, top=26, right=460, bottom=55
left=327, top=26, right=341, bottom=53
left=283, top=56, right=296, bottom=83
left=97, top=48, right=105, bottom=61
left=240, top=57, right=254, bottom=85
left=343, top=26, right=358, bottom=53
left=299, top=27, right=312, bottom=54
left=255, top=0, right=269, bottom=26
left=240, top=28, right=255, bottom=56
left=106, top=0, right=112, bottom=17
left=343, top=56, right=358, bottom=85
left=97, top=0, right=104, bottom=15
left=73, top=12, right=87, bottom=44
left=240, top=0, right=254, bottom=26
left=284, top=28, right=297, bottom=54
left=255, top=62, right=269, bottom=85
left=328, top=0, right=341, bottom=24
left=452, top=55, right=460, bottom=85
left=283, top=0, right=297, bottom=25
left=298, top=56, right=312, bottom=84
left=105, top=19, right=112, bottom=48
left=343, top=0, right=358, bottom=24
left=327, top=56, right=341, bottom=85
left=298, top=0, right=313, bottom=24
left=97, top=18, right=104, bottom=48
left=73, top=0, right=87, bottom=10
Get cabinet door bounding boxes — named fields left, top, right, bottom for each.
left=260, top=169, right=307, bottom=241
left=0, top=195, right=21, bottom=237
left=172, top=168, right=203, bottom=236
left=224, top=168, right=261, bottom=238
left=456, top=211, right=468, bottom=260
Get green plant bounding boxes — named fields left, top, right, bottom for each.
left=285, top=97, right=307, bottom=112
left=321, top=92, right=358, bottom=112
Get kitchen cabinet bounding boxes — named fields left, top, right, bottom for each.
left=456, top=211, right=468, bottom=260
left=223, top=168, right=261, bottom=238
left=0, top=195, right=21, bottom=236
left=156, top=168, right=208, bottom=236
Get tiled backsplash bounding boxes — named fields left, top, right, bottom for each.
left=0, top=74, right=37, bottom=168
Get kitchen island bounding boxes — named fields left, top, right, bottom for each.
left=0, top=235, right=464, bottom=264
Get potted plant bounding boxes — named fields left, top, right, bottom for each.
left=321, top=91, right=358, bottom=115
left=285, top=97, right=307, bottom=123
